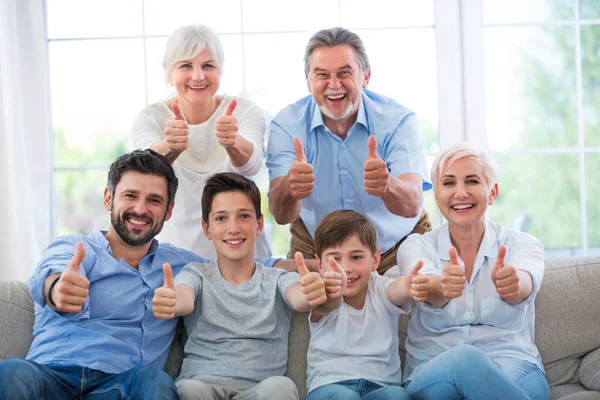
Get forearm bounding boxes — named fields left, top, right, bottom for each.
left=274, top=258, right=317, bottom=273
left=225, top=136, right=254, bottom=167
left=387, top=278, right=411, bottom=307
left=174, top=285, right=196, bottom=316
left=43, top=273, right=61, bottom=310
left=505, top=270, right=533, bottom=305
left=381, top=176, right=422, bottom=217
left=268, top=178, right=302, bottom=224
left=285, top=283, right=313, bottom=313
left=150, top=140, right=182, bottom=164
left=423, top=276, right=449, bottom=308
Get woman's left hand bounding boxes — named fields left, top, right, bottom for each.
left=216, top=99, right=239, bottom=148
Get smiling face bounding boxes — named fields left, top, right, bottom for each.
left=306, top=45, right=370, bottom=124
left=317, top=234, right=380, bottom=310
left=435, top=157, right=499, bottom=229
left=168, top=47, right=220, bottom=107
left=104, top=171, right=173, bottom=247
left=202, top=191, right=263, bottom=268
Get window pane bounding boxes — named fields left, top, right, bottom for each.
left=491, top=154, right=581, bottom=251
left=360, top=29, right=439, bottom=152
left=581, top=25, right=600, bottom=147
left=423, top=155, right=442, bottom=230
left=341, top=0, right=434, bottom=28
left=484, top=26, right=577, bottom=151
left=55, top=169, right=109, bottom=236
left=242, top=0, right=338, bottom=32
left=145, top=35, right=244, bottom=105
left=579, top=0, right=600, bottom=19
left=143, top=0, right=242, bottom=35
left=47, top=0, right=143, bottom=39
left=483, top=0, right=573, bottom=24
left=586, top=153, right=600, bottom=251
left=49, top=39, right=143, bottom=167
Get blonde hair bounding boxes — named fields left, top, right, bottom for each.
left=431, top=143, right=499, bottom=189
left=162, top=24, right=225, bottom=85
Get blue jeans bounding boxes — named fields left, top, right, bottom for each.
left=307, top=379, right=410, bottom=400
left=0, top=359, right=178, bottom=399
left=404, top=344, right=551, bottom=400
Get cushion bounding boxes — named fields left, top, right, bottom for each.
left=579, top=347, right=600, bottom=391
left=550, top=384, right=600, bottom=400
left=0, top=281, right=35, bottom=360
left=286, top=311, right=310, bottom=400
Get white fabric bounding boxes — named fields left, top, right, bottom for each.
left=389, top=220, right=545, bottom=382
left=306, top=274, right=409, bottom=393
left=131, top=95, right=271, bottom=259
left=0, top=0, right=51, bottom=281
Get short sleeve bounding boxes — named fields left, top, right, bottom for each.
left=174, top=262, right=205, bottom=298
left=276, top=270, right=301, bottom=309
left=266, top=119, right=296, bottom=184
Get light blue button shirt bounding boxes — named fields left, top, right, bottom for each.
left=267, top=89, right=432, bottom=252
left=27, top=230, right=278, bottom=373
left=392, top=221, right=545, bottom=382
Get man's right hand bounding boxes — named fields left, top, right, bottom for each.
left=441, top=247, right=466, bottom=299
left=285, top=137, right=314, bottom=200
left=164, top=103, right=189, bottom=152
left=51, top=241, right=90, bottom=313
left=152, top=263, right=176, bottom=320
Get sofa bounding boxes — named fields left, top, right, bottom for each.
left=1, top=256, right=600, bottom=400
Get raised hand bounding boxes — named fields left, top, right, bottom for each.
left=152, top=263, right=176, bottom=320
left=441, top=247, right=466, bottom=299
left=404, top=260, right=430, bottom=302
left=286, top=137, right=314, bottom=200
left=322, top=256, right=347, bottom=300
left=363, top=136, right=390, bottom=196
left=164, top=103, right=189, bottom=152
left=296, top=252, right=327, bottom=307
left=51, top=241, right=90, bottom=313
left=215, top=99, right=239, bottom=148
left=492, top=245, right=519, bottom=301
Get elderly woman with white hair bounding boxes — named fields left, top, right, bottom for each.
left=387, top=143, right=550, bottom=399
left=131, top=24, right=270, bottom=258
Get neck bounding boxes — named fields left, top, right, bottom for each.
left=323, top=114, right=357, bottom=140
left=104, top=229, right=151, bottom=269
left=448, top=221, right=486, bottom=274
left=344, top=288, right=368, bottom=310
left=175, top=95, right=221, bottom=125
left=217, top=255, right=256, bottom=285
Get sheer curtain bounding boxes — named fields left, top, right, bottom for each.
left=0, top=0, right=52, bottom=281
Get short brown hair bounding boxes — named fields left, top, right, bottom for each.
left=314, top=210, right=377, bottom=258
left=201, top=172, right=262, bottom=224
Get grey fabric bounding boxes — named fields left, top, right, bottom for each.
left=580, top=348, right=600, bottom=391
left=551, top=384, right=600, bottom=400
left=164, top=318, right=188, bottom=380
left=0, top=281, right=34, bottom=360
left=286, top=311, right=310, bottom=400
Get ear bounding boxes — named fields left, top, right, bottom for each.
left=256, top=215, right=264, bottom=236
left=306, top=75, right=313, bottom=93
left=371, top=248, right=381, bottom=272
left=488, top=183, right=499, bottom=205
left=164, top=202, right=175, bottom=222
left=202, top=220, right=212, bottom=241
left=362, top=70, right=371, bottom=88
left=315, top=255, right=323, bottom=274
left=103, top=187, right=112, bottom=211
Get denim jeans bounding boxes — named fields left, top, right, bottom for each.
left=404, top=344, right=551, bottom=400
left=307, top=379, right=410, bottom=400
left=0, top=359, right=178, bottom=400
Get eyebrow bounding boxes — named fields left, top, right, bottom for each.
left=313, top=64, right=353, bottom=72
left=211, top=208, right=255, bottom=215
left=441, top=174, right=481, bottom=179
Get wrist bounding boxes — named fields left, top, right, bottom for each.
left=47, top=275, right=61, bottom=307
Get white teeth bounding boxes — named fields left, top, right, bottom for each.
left=188, top=85, right=207, bottom=89
left=225, top=239, right=244, bottom=245
left=452, top=204, right=473, bottom=210
left=347, top=278, right=357, bottom=283
left=326, top=94, right=345, bottom=100
left=129, top=218, right=148, bottom=225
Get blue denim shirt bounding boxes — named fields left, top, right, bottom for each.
left=27, top=230, right=277, bottom=373
left=267, top=89, right=432, bottom=252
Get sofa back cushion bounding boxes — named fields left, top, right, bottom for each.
left=0, top=281, right=34, bottom=360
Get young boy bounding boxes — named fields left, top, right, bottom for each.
left=151, top=172, right=327, bottom=400
left=305, top=209, right=425, bottom=400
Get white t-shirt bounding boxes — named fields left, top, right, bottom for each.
left=306, top=274, right=409, bottom=393
left=130, top=95, right=271, bottom=259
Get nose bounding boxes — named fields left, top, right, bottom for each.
left=454, top=183, right=468, bottom=199
left=133, top=200, right=149, bottom=215
left=191, top=68, right=204, bottom=81
left=227, top=218, right=240, bottom=233
left=327, top=75, right=341, bottom=90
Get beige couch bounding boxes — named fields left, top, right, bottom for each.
left=2, top=257, right=600, bottom=399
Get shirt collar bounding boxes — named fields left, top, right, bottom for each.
left=437, top=220, right=498, bottom=261
left=93, top=229, right=158, bottom=257
left=308, top=93, right=369, bottom=133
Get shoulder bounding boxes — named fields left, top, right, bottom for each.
left=491, top=221, right=542, bottom=249
left=156, top=242, right=209, bottom=268
left=135, top=102, right=172, bottom=122
left=271, top=95, right=314, bottom=131
left=363, top=89, right=416, bottom=134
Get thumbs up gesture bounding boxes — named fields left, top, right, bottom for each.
left=441, top=247, right=466, bottom=299
left=296, top=252, right=327, bottom=307
left=285, top=137, right=314, bottom=200
left=152, top=263, right=177, bottom=320
left=322, top=256, right=347, bottom=300
left=492, top=245, right=519, bottom=301
left=52, top=241, right=90, bottom=313
left=364, top=136, right=390, bottom=197
left=404, top=261, right=430, bottom=302
left=164, top=103, right=189, bottom=152
left=215, top=99, right=239, bottom=148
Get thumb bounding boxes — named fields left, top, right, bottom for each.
left=295, top=252, right=309, bottom=277
left=293, top=137, right=307, bottom=162
left=171, top=103, right=187, bottom=123
left=492, top=245, right=506, bottom=279
left=223, top=99, right=237, bottom=116
left=328, top=256, right=347, bottom=292
left=367, top=135, right=377, bottom=160
left=162, top=263, right=175, bottom=289
left=448, top=246, right=460, bottom=266
left=409, top=260, right=424, bottom=278
left=66, top=241, right=86, bottom=273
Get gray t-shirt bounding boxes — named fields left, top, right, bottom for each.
left=174, top=260, right=300, bottom=387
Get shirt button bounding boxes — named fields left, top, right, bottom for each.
left=146, top=299, right=150, bottom=304
left=141, top=349, right=145, bottom=355
left=344, top=170, right=348, bottom=175
left=346, top=198, right=351, bottom=202
left=341, top=144, right=346, bottom=149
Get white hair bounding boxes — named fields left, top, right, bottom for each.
left=431, top=142, right=499, bottom=190
left=162, top=24, right=225, bottom=85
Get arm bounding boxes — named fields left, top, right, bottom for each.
left=285, top=253, right=327, bottom=313
left=273, top=258, right=317, bottom=273
left=152, top=264, right=196, bottom=319
left=492, top=244, right=535, bottom=305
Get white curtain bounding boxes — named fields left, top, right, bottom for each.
left=0, top=0, right=52, bottom=281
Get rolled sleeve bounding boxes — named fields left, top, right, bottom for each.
left=266, top=120, right=295, bottom=184
left=505, top=232, right=545, bottom=303
left=231, top=102, right=266, bottom=176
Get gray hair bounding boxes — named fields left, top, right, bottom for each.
left=162, top=24, right=225, bottom=85
left=431, top=142, right=500, bottom=190
left=303, top=27, right=370, bottom=76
